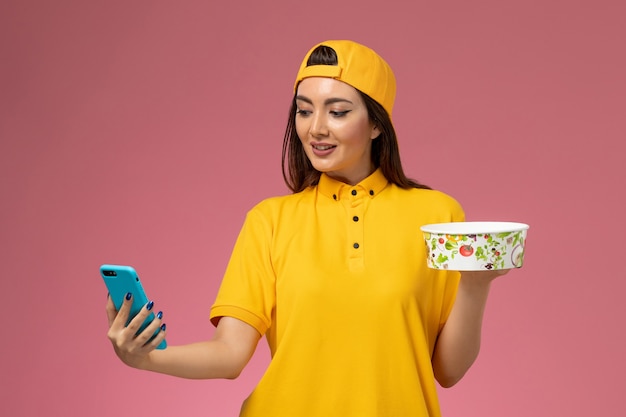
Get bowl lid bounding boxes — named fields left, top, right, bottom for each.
left=420, top=221, right=529, bottom=234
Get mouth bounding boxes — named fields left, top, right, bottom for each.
left=313, top=144, right=336, bottom=151
left=310, top=143, right=337, bottom=157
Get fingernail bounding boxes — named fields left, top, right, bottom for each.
left=125, top=292, right=132, bottom=300
left=157, top=311, right=163, bottom=319
left=160, top=323, right=166, bottom=331
left=146, top=301, right=154, bottom=310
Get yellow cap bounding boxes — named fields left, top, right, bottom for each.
left=294, top=40, right=396, bottom=117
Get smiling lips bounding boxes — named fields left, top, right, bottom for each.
left=311, top=143, right=336, bottom=156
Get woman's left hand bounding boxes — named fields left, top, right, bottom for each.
left=432, top=267, right=513, bottom=387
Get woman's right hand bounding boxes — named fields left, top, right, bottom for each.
left=105, top=293, right=166, bottom=370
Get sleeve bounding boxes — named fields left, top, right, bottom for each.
left=209, top=206, right=276, bottom=336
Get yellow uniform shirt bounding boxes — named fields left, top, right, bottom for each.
left=210, top=168, right=465, bottom=416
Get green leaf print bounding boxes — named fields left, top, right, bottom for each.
left=445, top=241, right=457, bottom=250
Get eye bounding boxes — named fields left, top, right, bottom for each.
left=296, top=109, right=312, bottom=117
left=330, top=110, right=351, bottom=117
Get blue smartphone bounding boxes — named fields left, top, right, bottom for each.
left=100, top=264, right=167, bottom=349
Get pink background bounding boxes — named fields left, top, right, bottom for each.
left=1, top=0, right=624, bottom=416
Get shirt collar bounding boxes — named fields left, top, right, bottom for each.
left=317, top=168, right=389, bottom=201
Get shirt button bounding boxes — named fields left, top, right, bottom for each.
left=333, top=194, right=337, bottom=200
left=353, top=216, right=359, bottom=222
left=351, top=190, right=357, bottom=196
left=369, top=190, right=374, bottom=196
left=353, top=243, right=360, bottom=249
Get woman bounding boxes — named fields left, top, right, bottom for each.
left=106, top=40, right=505, bottom=416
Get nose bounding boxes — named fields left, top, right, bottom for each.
left=309, top=112, right=328, bottom=137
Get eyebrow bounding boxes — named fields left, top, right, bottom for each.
left=295, top=95, right=354, bottom=106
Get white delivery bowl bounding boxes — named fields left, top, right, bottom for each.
left=420, top=222, right=529, bottom=271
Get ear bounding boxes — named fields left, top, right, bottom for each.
left=370, top=124, right=381, bottom=140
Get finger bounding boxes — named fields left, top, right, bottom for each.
left=125, top=300, right=151, bottom=335
left=111, top=292, right=133, bottom=330
left=106, top=293, right=133, bottom=345
left=137, top=311, right=165, bottom=348
left=131, top=307, right=164, bottom=347
left=144, top=323, right=167, bottom=350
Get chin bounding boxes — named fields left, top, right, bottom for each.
left=309, top=161, right=337, bottom=174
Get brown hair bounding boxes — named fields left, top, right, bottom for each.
left=281, top=45, right=430, bottom=193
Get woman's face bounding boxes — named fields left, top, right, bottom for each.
left=295, top=77, right=380, bottom=185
